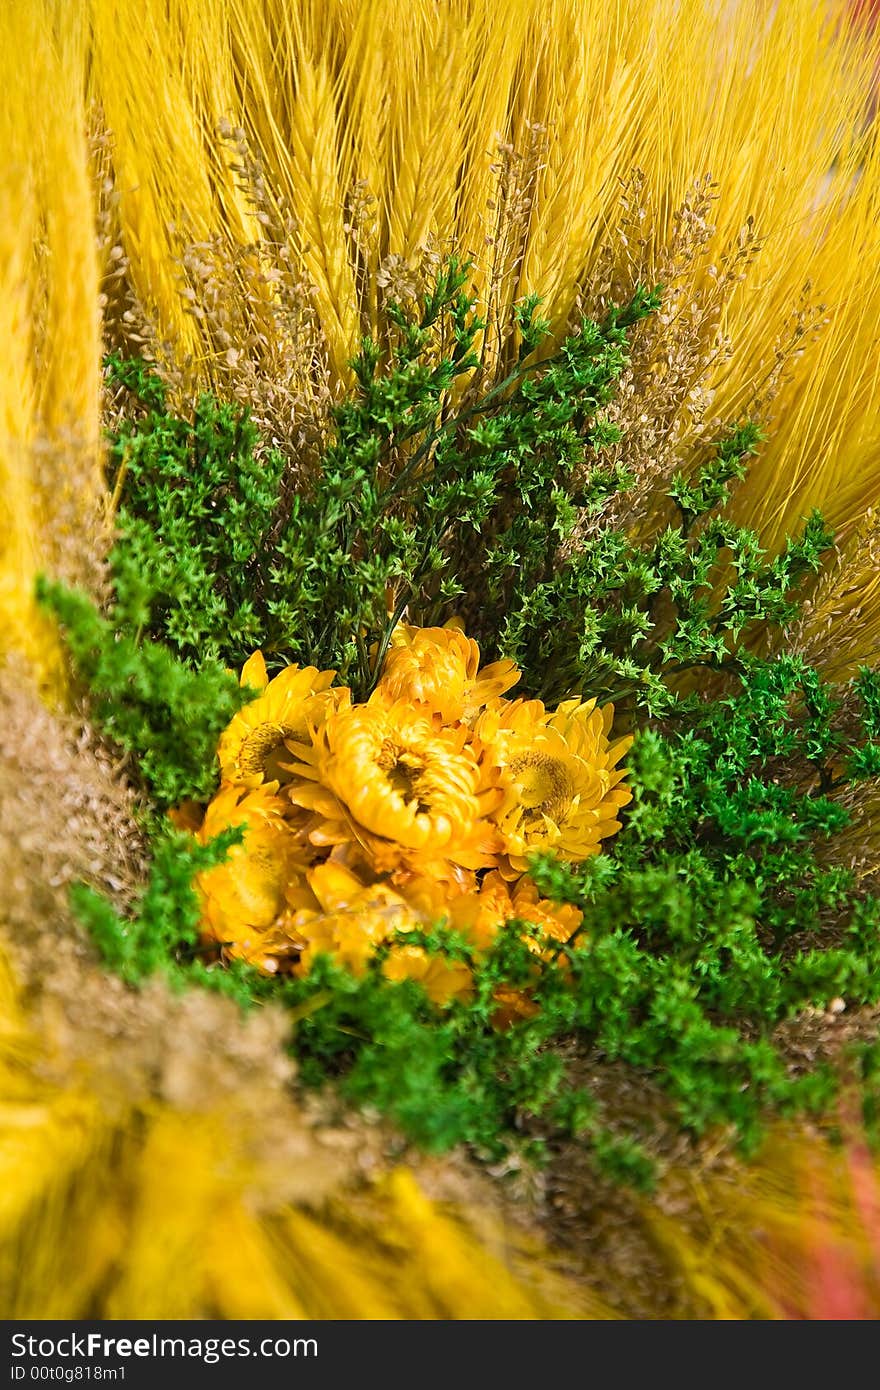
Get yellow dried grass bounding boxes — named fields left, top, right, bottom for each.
left=0, top=2, right=104, bottom=693
left=75, top=1, right=880, bottom=564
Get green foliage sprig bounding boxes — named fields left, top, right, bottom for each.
left=36, top=577, right=248, bottom=808
left=104, top=352, right=285, bottom=666
left=69, top=825, right=244, bottom=986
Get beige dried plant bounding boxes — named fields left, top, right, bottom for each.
left=577, top=173, right=826, bottom=540
left=790, top=508, right=880, bottom=683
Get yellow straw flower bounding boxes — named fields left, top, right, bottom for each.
left=194, top=783, right=312, bottom=972
left=448, top=872, right=583, bottom=1027
left=385, top=860, right=478, bottom=916
left=381, top=945, right=474, bottom=1007
left=449, top=870, right=583, bottom=954
left=288, top=861, right=420, bottom=978
left=217, top=650, right=340, bottom=789
left=285, top=694, right=503, bottom=873
left=376, top=620, right=520, bottom=724
left=474, top=696, right=633, bottom=875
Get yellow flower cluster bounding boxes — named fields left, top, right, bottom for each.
left=183, top=623, right=633, bottom=1007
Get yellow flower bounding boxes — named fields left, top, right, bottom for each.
left=194, top=784, right=311, bottom=971
left=381, top=945, right=474, bottom=1006
left=375, top=620, right=520, bottom=724
left=217, top=650, right=340, bottom=789
left=448, top=869, right=583, bottom=954
left=446, top=871, right=583, bottom=1027
left=386, top=860, right=478, bottom=916
left=474, top=696, right=633, bottom=875
left=288, top=861, right=419, bottom=978
left=510, top=875, right=584, bottom=948
left=305, top=838, right=481, bottom=906
left=285, top=694, right=503, bottom=873
left=489, top=987, right=541, bottom=1028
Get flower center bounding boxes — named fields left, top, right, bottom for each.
left=377, top=739, right=432, bottom=815
left=240, top=722, right=302, bottom=782
left=508, top=752, right=573, bottom=824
